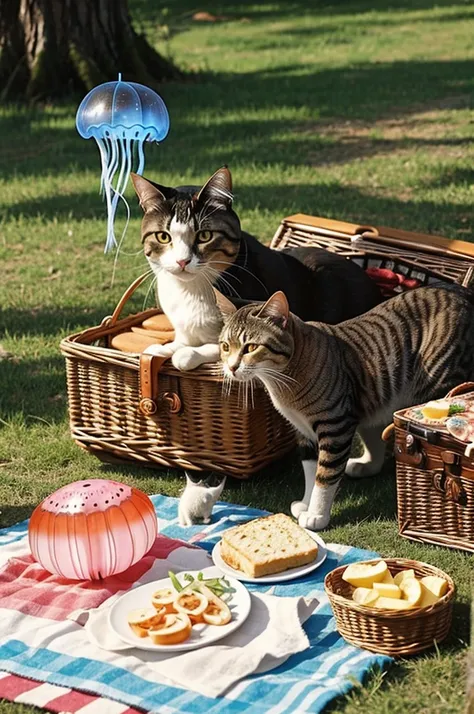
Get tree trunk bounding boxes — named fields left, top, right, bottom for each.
left=0, top=0, right=181, bottom=101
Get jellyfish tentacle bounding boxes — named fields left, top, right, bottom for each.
left=97, top=136, right=110, bottom=197
left=111, top=184, right=131, bottom=287
left=111, top=136, right=128, bottom=215
left=96, top=137, right=117, bottom=253
left=137, top=134, right=147, bottom=176
left=108, top=136, right=119, bottom=195
left=110, top=136, right=133, bottom=271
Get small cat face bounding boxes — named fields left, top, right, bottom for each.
left=131, top=168, right=241, bottom=283
left=185, top=472, right=226, bottom=488
left=219, top=292, right=294, bottom=381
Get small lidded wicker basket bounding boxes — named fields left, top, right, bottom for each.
left=324, top=558, right=455, bottom=657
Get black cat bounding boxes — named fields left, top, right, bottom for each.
left=131, top=166, right=382, bottom=324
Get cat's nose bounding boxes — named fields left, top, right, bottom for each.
left=176, top=259, right=191, bottom=270
left=228, top=362, right=239, bottom=374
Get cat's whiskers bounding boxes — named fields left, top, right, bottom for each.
left=260, top=368, right=299, bottom=387
left=258, top=368, right=296, bottom=394
left=198, top=266, right=234, bottom=300
left=202, top=265, right=240, bottom=297
left=142, top=273, right=158, bottom=311
left=221, top=372, right=231, bottom=398
left=208, top=260, right=269, bottom=296
left=206, top=261, right=241, bottom=284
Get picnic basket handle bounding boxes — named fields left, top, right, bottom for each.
left=109, top=272, right=153, bottom=327
left=103, top=273, right=181, bottom=417
left=445, top=382, right=474, bottom=398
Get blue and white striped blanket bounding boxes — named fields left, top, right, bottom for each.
left=0, top=495, right=392, bottom=713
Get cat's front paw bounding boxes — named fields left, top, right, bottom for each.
left=291, top=500, right=308, bottom=518
left=345, top=458, right=380, bottom=479
left=172, top=347, right=202, bottom=371
left=297, top=511, right=330, bottom=531
left=144, top=343, right=174, bottom=358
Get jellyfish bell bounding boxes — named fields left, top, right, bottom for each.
left=76, top=75, right=170, bottom=253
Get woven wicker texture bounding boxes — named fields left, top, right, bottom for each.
left=394, top=383, right=474, bottom=553
left=271, top=214, right=474, bottom=289
left=324, top=558, right=455, bottom=656
left=61, top=295, right=295, bottom=477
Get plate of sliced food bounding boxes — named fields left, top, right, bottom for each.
left=108, top=566, right=251, bottom=651
left=211, top=513, right=327, bottom=583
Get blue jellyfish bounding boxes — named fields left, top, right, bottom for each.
left=76, top=75, right=170, bottom=253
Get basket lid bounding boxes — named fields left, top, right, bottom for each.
left=394, top=391, right=474, bottom=444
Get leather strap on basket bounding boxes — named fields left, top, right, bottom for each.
left=432, top=451, right=467, bottom=505
left=139, top=354, right=182, bottom=416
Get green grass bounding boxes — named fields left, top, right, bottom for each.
left=1, top=0, right=473, bottom=712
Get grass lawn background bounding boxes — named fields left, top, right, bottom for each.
left=1, top=0, right=473, bottom=712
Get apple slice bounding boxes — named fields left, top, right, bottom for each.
left=380, top=569, right=395, bottom=585
left=420, top=576, right=448, bottom=598
left=419, top=582, right=442, bottom=607
left=375, top=597, right=413, bottom=611
left=373, top=583, right=402, bottom=599
left=400, top=577, right=422, bottom=606
left=393, top=569, right=415, bottom=587
left=342, top=560, right=388, bottom=588
left=352, top=587, right=379, bottom=606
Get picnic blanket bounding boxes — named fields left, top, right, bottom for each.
left=0, top=495, right=392, bottom=713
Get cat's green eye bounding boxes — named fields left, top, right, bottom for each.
left=155, top=231, right=171, bottom=244
left=221, top=342, right=230, bottom=353
left=245, top=344, right=259, bottom=353
left=197, top=230, right=213, bottom=243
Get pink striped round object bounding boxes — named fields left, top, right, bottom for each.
left=28, top=479, right=157, bottom=580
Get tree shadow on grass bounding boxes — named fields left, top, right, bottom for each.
left=1, top=57, right=473, bottom=187
left=0, top=305, right=124, bottom=426
left=0, top=305, right=112, bottom=337
left=0, top=504, right=34, bottom=529
left=132, top=0, right=474, bottom=26
left=2, top=180, right=473, bottom=240
left=0, top=354, right=68, bottom=425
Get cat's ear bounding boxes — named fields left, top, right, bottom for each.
left=195, top=166, right=233, bottom=208
left=131, top=173, right=176, bottom=212
left=257, top=291, right=290, bottom=328
left=214, top=289, right=237, bottom=319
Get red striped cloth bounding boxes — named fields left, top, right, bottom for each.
left=0, top=533, right=189, bottom=713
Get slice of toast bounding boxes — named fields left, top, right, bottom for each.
left=220, top=513, right=318, bottom=578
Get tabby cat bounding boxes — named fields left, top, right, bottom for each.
left=131, top=167, right=381, bottom=370
left=219, top=285, right=474, bottom=530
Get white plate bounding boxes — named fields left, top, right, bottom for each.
left=212, top=529, right=327, bottom=583
left=108, top=567, right=251, bottom=652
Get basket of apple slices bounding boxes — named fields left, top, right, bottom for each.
left=127, top=571, right=236, bottom=646
left=324, top=558, right=455, bottom=656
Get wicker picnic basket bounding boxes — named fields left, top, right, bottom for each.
left=325, top=558, right=455, bottom=656
left=61, top=213, right=474, bottom=476
left=390, top=382, right=474, bottom=553
left=271, top=213, right=474, bottom=291
left=60, top=273, right=296, bottom=478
